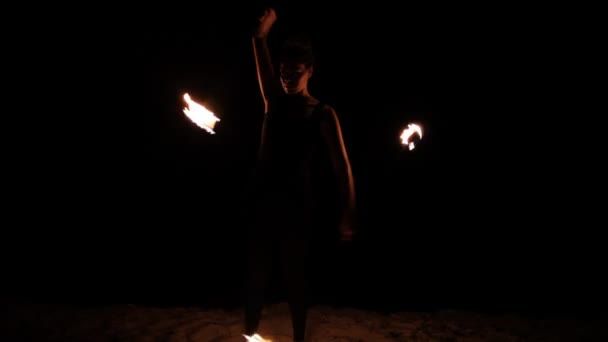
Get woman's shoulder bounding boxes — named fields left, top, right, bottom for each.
left=314, top=102, right=337, bottom=119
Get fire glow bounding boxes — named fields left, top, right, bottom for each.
left=400, top=123, right=423, bottom=150
left=182, top=93, right=220, bottom=134
left=243, top=333, right=271, bottom=342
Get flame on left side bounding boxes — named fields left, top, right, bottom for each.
left=243, top=333, right=271, bottom=342
left=400, top=123, right=423, bottom=150
left=182, top=93, right=220, bottom=134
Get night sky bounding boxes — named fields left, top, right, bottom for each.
left=4, top=2, right=602, bottom=316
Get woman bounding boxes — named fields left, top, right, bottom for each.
left=244, top=7, right=356, bottom=342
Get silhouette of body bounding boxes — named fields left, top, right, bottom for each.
left=245, top=8, right=356, bottom=342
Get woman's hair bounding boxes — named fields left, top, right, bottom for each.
left=279, top=35, right=315, bottom=67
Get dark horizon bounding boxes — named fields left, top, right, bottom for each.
left=3, top=2, right=602, bottom=320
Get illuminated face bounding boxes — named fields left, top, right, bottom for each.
left=280, top=62, right=312, bottom=94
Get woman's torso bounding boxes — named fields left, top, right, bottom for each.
left=254, top=96, right=325, bottom=202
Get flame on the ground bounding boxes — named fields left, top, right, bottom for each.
left=243, top=333, right=271, bottom=342
left=400, top=123, right=423, bottom=150
left=182, top=93, right=220, bottom=134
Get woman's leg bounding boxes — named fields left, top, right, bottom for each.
left=281, top=229, right=310, bottom=342
left=244, top=227, right=273, bottom=336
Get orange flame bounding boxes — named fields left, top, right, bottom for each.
left=400, top=123, right=423, bottom=150
left=243, top=333, right=271, bottom=342
left=182, top=93, right=220, bottom=134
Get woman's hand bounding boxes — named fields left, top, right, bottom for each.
left=339, top=214, right=355, bottom=242
left=255, top=8, right=277, bottom=38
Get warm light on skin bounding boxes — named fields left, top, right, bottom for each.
left=182, top=93, right=220, bottom=134
left=279, top=62, right=312, bottom=95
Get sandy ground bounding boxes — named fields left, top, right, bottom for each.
left=2, top=303, right=606, bottom=341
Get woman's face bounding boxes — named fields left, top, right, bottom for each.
left=280, top=62, right=312, bottom=94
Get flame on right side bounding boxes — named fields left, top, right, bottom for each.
left=400, top=123, right=423, bottom=150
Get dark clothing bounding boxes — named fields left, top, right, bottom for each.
left=254, top=99, right=325, bottom=200
left=247, top=98, right=327, bottom=238
left=244, top=98, right=326, bottom=341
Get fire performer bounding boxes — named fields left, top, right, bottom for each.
left=243, top=7, right=356, bottom=342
